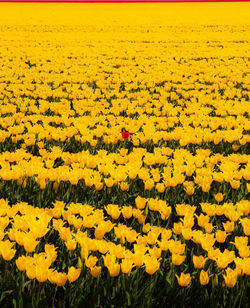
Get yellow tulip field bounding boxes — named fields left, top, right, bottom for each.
left=0, top=2, right=249, bottom=307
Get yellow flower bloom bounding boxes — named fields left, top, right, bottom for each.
left=156, top=182, right=165, bottom=193
left=23, top=235, right=39, bottom=253
left=91, top=266, right=101, bottom=278
left=223, top=268, right=238, bottom=288
left=105, top=204, right=121, bottom=220
left=199, top=270, right=211, bottom=286
left=175, top=273, right=191, bottom=287
left=65, top=238, right=77, bottom=251
left=214, top=193, right=224, bottom=203
left=181, top=227, right=192, bottom=241
left=121, top=206, right=133, bottom=220
left=193, top=255, right=207, bottom=269
left=68, top=266, right=81, bottom=283
left=135, top=196, right=147, bottom=210
left=108, top=262, right=120, bottom=277
left=105, top=177, right=114, bottom=188
left=55, top=272, right=68, bottom=287
left=121, top=258, right=134, bottom=274
left=144, top=178, right=154, bottom=190
left=172, top=222, right=182, bottom=235
left=172, top=254, right=186, bottom=266
left=120, top=182, right=129, bottom=191
left=26, top=264, right=36, bottom=280
left=0, top=240, right=16, bottom=261
left=241, top=218, right=250, bottom=236
left=215, top=230, right=227, bottom=243
left=16, top=256, right=26, bottom=271
left=36, top=264, right=48, bottom=283
left=223, top=221, right=234, bottom=233
left=144, top=256, right=160, bottom=275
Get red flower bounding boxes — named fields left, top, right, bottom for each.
left=121, top=131, right=130, bottom=139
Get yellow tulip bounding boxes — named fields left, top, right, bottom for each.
left=144, top=257, right=160, bottom=275
left=175, top=273, right=191, bottom=287
left=214, top=193, right=224, bottom=202
left=68, top=266, right=81, bottom=283
left=223, top=268, right=238, bottom=288
left=91, top=266, right=101, bottom=278
left=121, top=258, right=134, bottom=274
left=172, top=254, right=186, bottom=266
left=199, top=270, right=211, bottom=286
left=193, top=255, right=207, bottom=269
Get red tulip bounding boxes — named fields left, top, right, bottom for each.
left=121, top=131, right=130, bottom=139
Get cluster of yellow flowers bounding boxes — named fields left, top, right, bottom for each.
left=0, top=3, right=249, bottom=292
left=0, top=6, right=249, bottom=152
left=0, top=89, right=249, bottom=147
left=0, top=10, right=249, bottom=204
left=0, top=198, right=249, bottom=287
left=0, top=146, right=249, bottom=194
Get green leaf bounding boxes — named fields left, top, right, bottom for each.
left=126, top=291, right=131, bottom=306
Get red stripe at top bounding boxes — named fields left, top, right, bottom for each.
left=0, top=0, right=249, bottom=2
